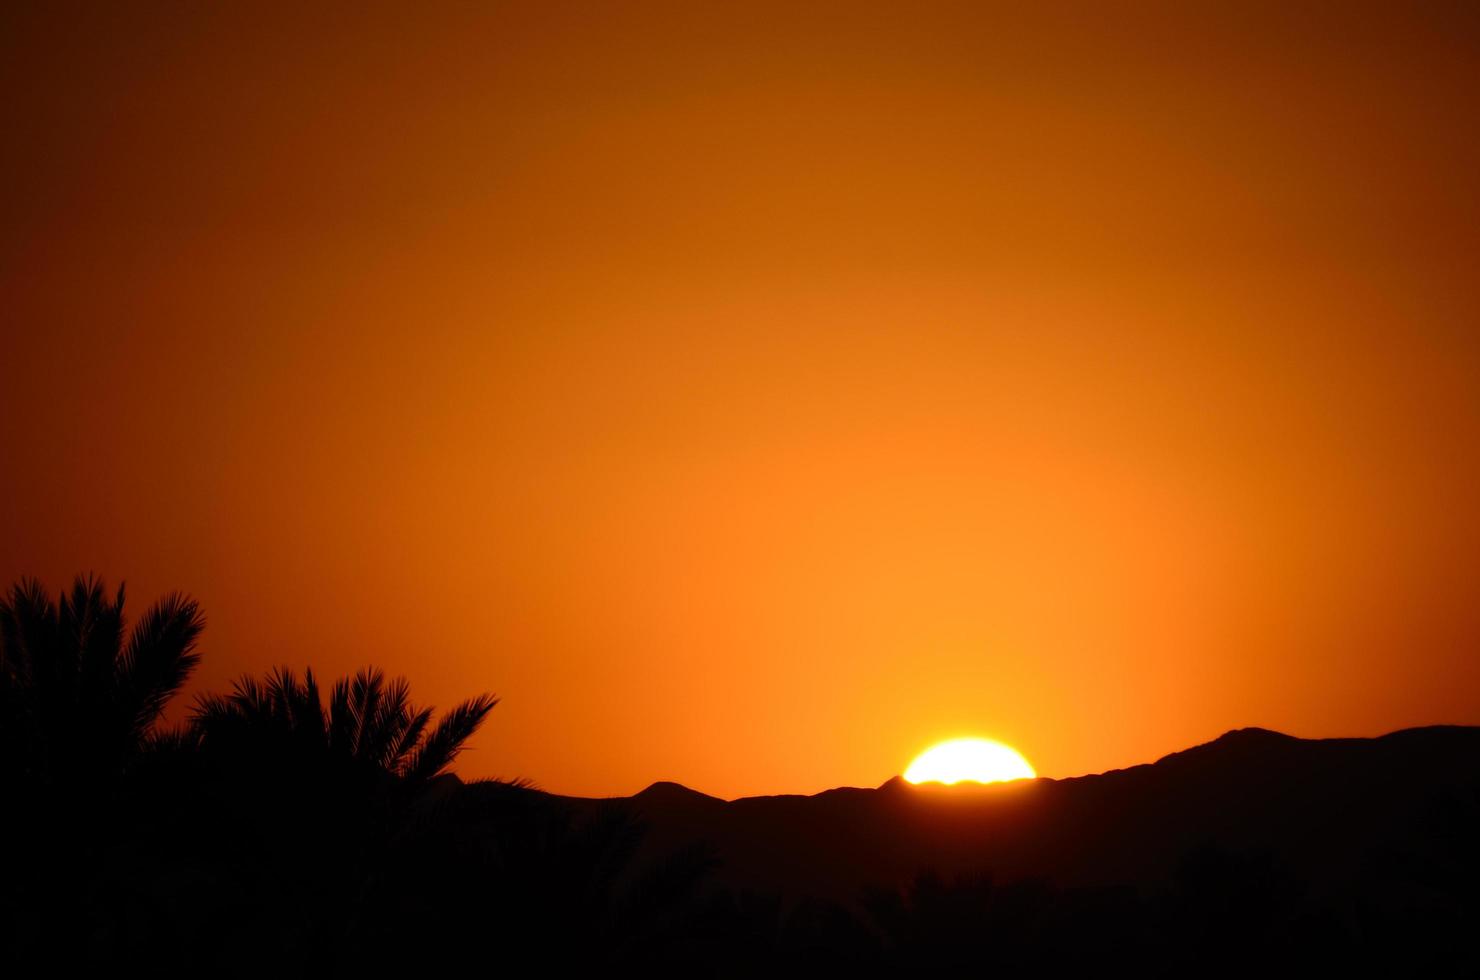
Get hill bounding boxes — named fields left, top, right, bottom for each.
left=550, top=726, right=1480, bottom=903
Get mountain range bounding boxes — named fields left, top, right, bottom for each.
left=544, top=726, right=1480, bottom=904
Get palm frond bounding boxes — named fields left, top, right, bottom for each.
left=117, top=592, right=204, bottom=737
left=230, top=673, right=273, bottom=717
left=143, top=723, right=202, bottom=756
left=347, top=667, right=386, bottom=761
left=0, top=577, right=58, bottom=691
left=403, top=693, right=498, bottom=786
left=264, top=665, right=300, bottom=720
left=296, top=666, right=326, bottom=738
left=0, top=579, right=56, bottom=783
left=363, top=675, right=413, bottom=769
left=328, top=675, right=354, bottom=754
left=190, top=690, right=235, bottom=729
left=385, top=705, right=433, bottom=772
left=58, top=574, right=106, bottom=689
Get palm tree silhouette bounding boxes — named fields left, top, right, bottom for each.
left=0, top=575, right=206, bottom=969
left=185, top=666, right=498, bottom=970
left=0, top=574, right=204, bottom=791
left=191, top=665, right=496, bottom=790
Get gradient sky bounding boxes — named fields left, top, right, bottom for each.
left=4, top=2, right=1479, bottom=798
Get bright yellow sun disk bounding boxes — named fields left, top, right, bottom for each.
left=904, top=738, right=1036, bottom=785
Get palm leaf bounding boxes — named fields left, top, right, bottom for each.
left=385, top=706, right=433, bottom=773
left=328, top=675, right=355, bottom=755
left=403, top=693, right=498, bottom=786
left=347, top=667, right=386, bottom=761
left=0, top=578, right=58, bottom=696
left=296, top=666, right=326, bottom=739
left=363, top=675, right=413, bottom=769
left=117, top=592, right=203, bottom=738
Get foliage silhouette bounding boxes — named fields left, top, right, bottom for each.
left=0, top=575, right=205, bottom=972
left=0, top=574, right=203, bottom=792
left=1, top=573, right=1477, bottom=977
left=176, top=665, right=499, bottom=971
left=191, top=664, right=497, bottom=790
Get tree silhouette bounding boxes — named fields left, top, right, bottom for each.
left=0, top=574, right=204, bottom=792
left=182, top=666, right=499, bottom=970
left=191, top=665, right=496, bottom=791
left=0, top=575, right=205, bottom=970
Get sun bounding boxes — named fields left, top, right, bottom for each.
left=904, top=737, right=1036, bottom=785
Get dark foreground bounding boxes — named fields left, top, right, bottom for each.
left=5, top=725, right=1477, bottom=977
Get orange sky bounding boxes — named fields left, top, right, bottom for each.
left=4, top=2, right=1479, bottom=798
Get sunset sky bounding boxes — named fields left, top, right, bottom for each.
left=4, top=2, right=1479, bottom=798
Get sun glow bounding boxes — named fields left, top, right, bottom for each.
left=904, top=738, right=1036, bottom=785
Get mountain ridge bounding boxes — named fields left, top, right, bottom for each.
left=537, top=725, right=1480, bottom=903
left=589, top=725, right=1479, bottom=804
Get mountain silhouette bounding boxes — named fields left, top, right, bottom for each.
left=7, top=576, right=1472, bottom=973
left=634, top=779, right=727, bottom=808
left=546, top=726, right=1480, bottom=904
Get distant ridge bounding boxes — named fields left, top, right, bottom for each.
left=633, top=780, right=724, bottom=806
left=547, top=726, right=1480, bottom=902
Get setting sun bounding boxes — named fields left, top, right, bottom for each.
left=904, top=738, right=1037, bottom=786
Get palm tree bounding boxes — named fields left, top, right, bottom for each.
left=186, top=666, right=498, bottom=969
left=0, top=575, right=205, bottom=968
left=0, top=574, right=204, bottom=791
left=191, top=665, right=497, bottom=790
